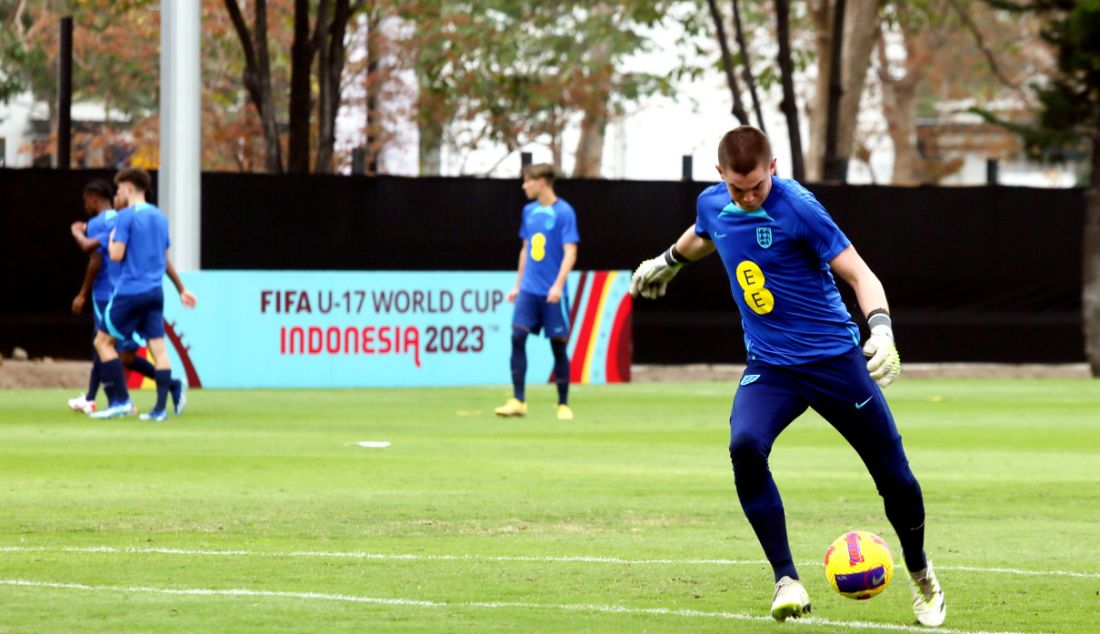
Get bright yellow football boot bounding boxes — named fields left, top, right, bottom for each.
left=494, top=398, right=527, bottom=417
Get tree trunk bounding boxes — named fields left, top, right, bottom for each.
left=363, top=6, right=382, bottom=174
left=882, top=82, right=920, bottom=184
left=551, top=124, right=563, bottom=174
left=706, top=0, right=749, bottom=126
left=1085, top=131, right=1100, bottom=376
left=775, top=0, right=805, bottom=180
left=574, top=109, right=608, bottom=177
left=316, top=0, right=354, bottom=174
left=877, top=12, right=936, bottom=185
left=288, top=0, right=323, bottom=174
left=822, top=0, right=846, bottom=181
left=732, top=0, right=765, bottom=132
left=314, top=8, right=336, bottom=174
left=573, top=37, right=613, bottom=177
left=877, top=33, right=921, bottom=185
left=418, top=104, right=443, bottom=175
left=807, top=0, right=880, bottom=182
left=254, top=0, right=283, bottom=173
left=835, top=0, right=880, bottom=176
left=224, top=0, right=283, bottom=173
left=414, top=3, right=446, bottom=177
left=807, top=0, right=830, bottom=182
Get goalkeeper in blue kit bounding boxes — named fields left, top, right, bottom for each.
left=630, top=126, right=945, bottom=626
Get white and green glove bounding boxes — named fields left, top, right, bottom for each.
left=629, top=245, right=686, bottom=299
left=863, top=311, right=901, bottom=388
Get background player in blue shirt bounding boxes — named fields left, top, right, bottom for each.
left=494, top=163, right=579, bottom=421
left=67, top=180, right=160, bottom=413
left=90, top=168, right=197, bottom=421
left=630, top=127, right=945, bottom=626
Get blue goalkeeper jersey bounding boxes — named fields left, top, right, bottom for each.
left=86, top=208, right=118, bottom=301
left=518, top=198, right=579, bottom=295
left=694, top=176, right=860, bottom=365
left=112, top=202, right=170, bottom=297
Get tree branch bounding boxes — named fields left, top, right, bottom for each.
left=9, top=0, right=27, bottom=42
left=223, top=0, right=263, bottom=115
left=732, top=0, right=766, bottom=132
left=946, top=0, right=1018, bottom=89
left=706, top=0, right=749, bottom=125
left=310, top=0, right=334, bottom=56
left=776, top=0, right=805, bottom=179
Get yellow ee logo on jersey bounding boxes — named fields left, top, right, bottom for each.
left=736, top=260, right=774, bottom=315
left=531, top=233, right=547, bottom=262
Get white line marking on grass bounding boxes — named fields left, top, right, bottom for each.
left=0, top=579, right=1028, bottom=634
left=3, top=545, right=1098, bottom=580
left=0, top=545, right=769, bottom=566
left=936, top=564, right=1100, bottom=579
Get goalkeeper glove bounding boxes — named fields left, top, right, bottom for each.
left=629, top=245, right=686, bottom=299
left=863, top=319, right=901, bottom=388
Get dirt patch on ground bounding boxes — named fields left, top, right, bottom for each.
left=0, top=357, right=1091, bottom=389
left=0, top=359, right=93, bottom=389
left=632, top=362, right=1091, bottom=382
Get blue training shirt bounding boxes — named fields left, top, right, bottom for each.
left=518, top=198, right=579, bottom=296
left=111, top=202, right=170, bottom=296
left=86, top=209, right=118, bottom=301
left=694, top=176, right=860, bottom=365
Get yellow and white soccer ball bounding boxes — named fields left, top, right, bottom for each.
left=824, top=530, right=894, bottom=600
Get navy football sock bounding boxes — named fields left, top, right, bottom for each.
left=154, top=369, right=171, bottom=413
left=510, top=329, right=528, bottom=401
left=883, top=480, right=928, bottom=573
left=508, top=330, right=525, bottom=398
left=100, top=358, right=130, bottom=406
left=127, top=355, right=157, bottom=379
left=551, top=339, right=570, bottom=405
left=86, top=349, right=101, bottom=401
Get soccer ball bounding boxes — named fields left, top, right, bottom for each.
left=824, top=530, right=894, bottom=600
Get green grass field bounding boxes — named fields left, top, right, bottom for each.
left=1, top=380, right=1098, bottom=632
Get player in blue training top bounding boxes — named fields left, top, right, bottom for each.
left=494, top=163, right=579, bottom=421
left=630, top=127, right=945, bottom=627
left=67, top=180, right=161, bottom=413
left=90, top=168, right=197, bottom=422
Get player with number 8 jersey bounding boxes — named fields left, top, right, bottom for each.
left=495, top=163, right=580, bottom=421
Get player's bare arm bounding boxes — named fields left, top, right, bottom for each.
left=828, top=244, right=901, bottom=387
left=165, top=253, right=198, bottom=308
left=507, top=241, right=528, bottom=303
left=547, top=242, right=577, bottom=304
left=673, top=224, right=716, bottom=261
left=630, top=225, right=715, bottom=299
left=828, top=245, right=889, bottom=316
left=70, top=221, right=102, bottom=254
left=72, top=251, right=103, bottom=315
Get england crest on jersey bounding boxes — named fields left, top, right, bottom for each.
left=756, top=227, right=773, bottom=249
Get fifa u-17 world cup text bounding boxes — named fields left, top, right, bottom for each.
left=260, top=289, right=504, bottom=314
left=267, top=288, right=505, bottom=368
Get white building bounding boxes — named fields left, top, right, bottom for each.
left=0, top=91, right=133, bottom=168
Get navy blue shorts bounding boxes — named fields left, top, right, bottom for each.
left=512, top=290, right=570, bottom=338
left=104, top=290, right=165, bottom=343
left=731, top=346, right=912, bottom=478
left=93, top=298, right=141, bottom=352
